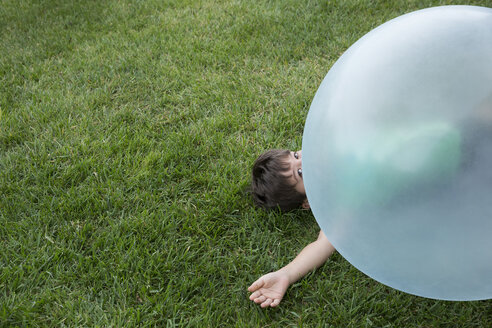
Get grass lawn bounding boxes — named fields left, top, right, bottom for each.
left=2, top=0, right=492, bottom=326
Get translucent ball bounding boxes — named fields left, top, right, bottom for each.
left=302, top=5, right=492, bottom=301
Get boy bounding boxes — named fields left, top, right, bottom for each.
left=248, top=149, right=335, bottom=308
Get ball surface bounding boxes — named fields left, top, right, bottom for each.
left=302, top=5, right=492, bottom=300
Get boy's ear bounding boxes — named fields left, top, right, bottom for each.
left=302, top=199, right=310, bottom=209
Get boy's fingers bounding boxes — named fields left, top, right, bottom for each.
left=249, top=291, right=261, bottom=300
left=261, top=298, right=273, bottom=308
left=248, top=278, right=264, bottom=292
left=270, top=299, right=281, bottom=307
left=254, top=295, right=266, bottom=304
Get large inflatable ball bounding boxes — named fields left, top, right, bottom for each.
left=302, top=5, right=492, bottom=300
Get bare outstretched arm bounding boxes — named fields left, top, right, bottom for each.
left=248, top=230, right=335, bottom=308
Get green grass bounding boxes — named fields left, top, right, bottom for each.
left=1, top=0, right=492, bottom=326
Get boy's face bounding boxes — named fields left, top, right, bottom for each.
left=285, top=150, right=305, bottom=195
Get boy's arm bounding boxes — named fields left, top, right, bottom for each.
left=248, top=230, right=335, bottom=308
left=278, top=230, right=335, bottom=284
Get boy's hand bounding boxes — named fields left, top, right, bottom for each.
left=248, top=271, right=290, bottom=308
left=248, top=231, right=334, bottom=308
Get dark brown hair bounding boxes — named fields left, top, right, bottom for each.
left=251, top=149, right=306, bottom=211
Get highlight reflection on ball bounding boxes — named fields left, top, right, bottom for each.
left=302, top=5, right=492, bottom=300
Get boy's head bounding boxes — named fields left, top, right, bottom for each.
left=251, top=149, right=309, bottom=211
